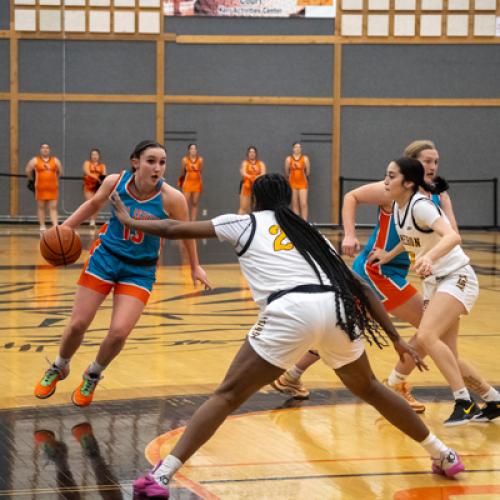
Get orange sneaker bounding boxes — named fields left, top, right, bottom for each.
left=384, top=379, right=426, bottom=413
left=71, top=372, right=101, bottom=407
left=271, top=374, right=310, bottom=399
left=34, top=364, right=69, bottom=399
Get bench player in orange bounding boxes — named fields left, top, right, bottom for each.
left=25, top=143, right=63, bottom=232
left=285, top=142, right=310, bottom=220
left=180, top=144, right=203, bottom=221
left=82, top=148, right=107, bottom=227
left=239, top=146, right=266, bottom=214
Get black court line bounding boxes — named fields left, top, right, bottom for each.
left=199, top=468, right=500, bottom=484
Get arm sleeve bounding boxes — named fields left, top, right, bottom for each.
left=211, top=213, right=253, bottom=252
left=412, top=199, right=442, bottom=229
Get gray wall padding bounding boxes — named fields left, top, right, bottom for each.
left=0, top=0, right=9, bottom=30
left=342, top=45, right=500, bottom=99
left=19, top=40, right=156, bottom=94
left=165, top=43, right=333, bottom=96
left=18, top=102, right=156, bottom=216
left=0, top=40, right=9, bottom=92
left=164, top=104, right=332, bottom=221
left=341, top=106, right=500, bottom=226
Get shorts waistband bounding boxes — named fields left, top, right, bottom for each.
left=99, top=240, right=158, bottom=267
left=267, top=284, right=335, bottom=305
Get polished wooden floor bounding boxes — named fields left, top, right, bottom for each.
left=0, top=224, right=499, bottom=499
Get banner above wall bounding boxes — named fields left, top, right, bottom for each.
left=164, top=0, right=336, bottom=17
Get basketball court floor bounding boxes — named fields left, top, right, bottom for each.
left=0, top=224, right=498, bottom=499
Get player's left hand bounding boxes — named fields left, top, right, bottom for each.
left=110, top=192, right=132, bottom=227
left=413, top=255, right=433, bottom=277
left=192, top=265, right=212, bottom=290
left=393, top=338, right=428, bottom=372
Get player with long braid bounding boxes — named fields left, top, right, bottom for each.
left=112, top=173, right=465, bottom=498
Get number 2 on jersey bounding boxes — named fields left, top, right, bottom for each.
left=269, top=225, right=294, bottom=252
left=123, top=227, right=144, bottom=244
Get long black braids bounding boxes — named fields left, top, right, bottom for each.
left=252, top=173, right=386, bottom=347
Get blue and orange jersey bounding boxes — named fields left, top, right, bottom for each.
left=100, top=170, right=167, bottom=261
left=360, top=194, right=442, bottom=269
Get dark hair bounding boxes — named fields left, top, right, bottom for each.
left=252, top=173, right=385, bottom=347
left=40, top=143, right=50, bottom=148
left=393, top=157, right=448, bottom=194
left=129, top=140, right=166, bottom=161
left=292, top=142, right=301, bottom=147
left=246, top=146, right=258, bottom=156
left=187, top=143, right=197, bottom=151
left=90, top=148, right=101, bottom=158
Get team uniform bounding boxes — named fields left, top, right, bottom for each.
left=287, top=155, right=308, bottom=190
left=34, top=156, right=59, bottom=201
left=241, top=160, right=264, bottom=197
left=181, top=155, right=203, bottom=193
left=78, top=170, right=167, bottom=305
left=212, top=210, right=364, bottom=370
left=393, top=193, right=478, bottom=313
left=352, top=194, right=441, bottom=311
left=83, top=161, right=107, bottom=194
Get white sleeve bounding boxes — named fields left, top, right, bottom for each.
left=211, top=213, right=253, bottom=252
left=412, top=200, right=442, bottom=229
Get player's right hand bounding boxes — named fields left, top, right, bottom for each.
left=341, top=236, right=360, bottom=257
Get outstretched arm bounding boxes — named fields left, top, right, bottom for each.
left=110, top=191, right=217, bottom=240
left=356, top=276, right=428, bottom=372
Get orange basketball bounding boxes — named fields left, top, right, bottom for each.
left=40, top=226, right=82, bottom=267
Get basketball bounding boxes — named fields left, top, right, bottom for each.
left=40, top=226, right=82, bottom=267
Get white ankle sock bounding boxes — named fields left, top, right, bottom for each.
left=153, top=455, right=183, bottom=486
left=286, top=365, right=304, bottom=381
left=453, top=388, right=471, bottom=401
left=387, top=369, right=407, bottom=387
left=54, top=355, right=70, bottom=369
left=419, top=433, right=448, bottom=459
left=87, top=361, right=105, bottom=376
left=481, top=386, right=500, bottom=402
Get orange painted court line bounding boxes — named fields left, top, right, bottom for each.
left=394, top=484, right=500, bottom=499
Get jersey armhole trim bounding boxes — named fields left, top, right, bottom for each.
left=236, top=213, right=256, bottom=257
left=411, top=198, right=441, bottom=234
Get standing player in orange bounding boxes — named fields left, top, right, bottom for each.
left=179, top=144, right=203, bottom=221
left=239, top=146, right=266, bottom=214
left=25, top=143, right=63, bottom=232
left=82, top=148, right=107, bottom=227
left=285, top=142, right=310, bottom=220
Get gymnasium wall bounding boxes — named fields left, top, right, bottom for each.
left=0, top=12, right=499, bottom=226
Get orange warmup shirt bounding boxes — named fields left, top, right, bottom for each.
left=287, top=155, right=308, bottom=190
left=181, top=155, right=203, bottom=193
left=34, top=156, right=59, bottom=201
left=83, top=161, right=107, bottom=193
left=241, top=160, right=263, bottom=196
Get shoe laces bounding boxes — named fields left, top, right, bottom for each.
left=42, top=358, right=63, bottom=382
left=80, top=374, right=102, bottom=396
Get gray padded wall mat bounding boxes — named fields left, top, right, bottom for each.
left=18, top=102, right=155, bottom=216
left=19, top=40, right=156, bottom=94
left=342, top=45, right=500, bottom=99
left=165, top=43, right=333, bottom=97
left=341, top=106, right=500, bottom=226
left=0, top=102, right=10, bottom=215
left=0, top=0, right=9, bottom=30
left=164, top=104, right=332, bottom=221
left=0, top=40, right=9, bottom=92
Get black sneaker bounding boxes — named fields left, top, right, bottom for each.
left=444, top=399, right=481, bottom=426
left=473, top=401, right=500, bottom=422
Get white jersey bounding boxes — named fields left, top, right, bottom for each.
left=212, top=210, right=330, bottom=309
left=393, top=193, right=469, bottom=277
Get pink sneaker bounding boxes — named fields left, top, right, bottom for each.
left=432, top=449, right=464, bottom=477
left=133, top=461, right=170, bottom=498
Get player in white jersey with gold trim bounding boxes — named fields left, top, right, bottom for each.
left=111, top=173, right=467, bottom=498
left=380, top=157, right=500, bottom=426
